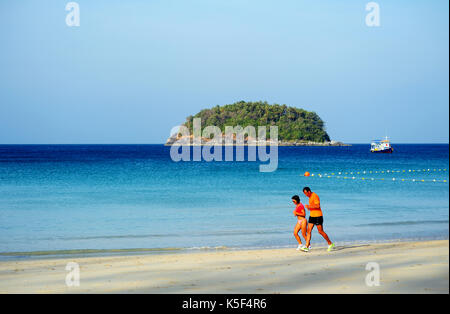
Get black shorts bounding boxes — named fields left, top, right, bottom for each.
left=308, top=216, right=324, bottom=226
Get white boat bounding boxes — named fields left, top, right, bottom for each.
left=370, top=137, right=393, bottom=153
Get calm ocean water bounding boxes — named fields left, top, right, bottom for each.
left=0, top=144, right=448, bottom=257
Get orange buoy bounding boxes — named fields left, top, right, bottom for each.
left=304, top=172, right=310, bottom=177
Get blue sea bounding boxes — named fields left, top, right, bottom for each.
left=0, top=144, right=448, bottom=258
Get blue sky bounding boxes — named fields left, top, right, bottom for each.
left=0, top=0, right=448, bottom=144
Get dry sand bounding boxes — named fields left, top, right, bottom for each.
left=0, top=240, right=448, bottom=294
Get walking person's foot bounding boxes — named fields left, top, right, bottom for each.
left=300, top=246, right=309, bottom=252
left=327, top=243, right=335, bottom=252
left=296, top=244, right=303, bottom=251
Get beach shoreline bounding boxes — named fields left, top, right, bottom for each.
left=1, top=239, right=448, bottom=294
left=0, top=236, right=448, bottom=261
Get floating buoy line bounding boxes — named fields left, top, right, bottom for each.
left=302, top=168, right=448, bottom=183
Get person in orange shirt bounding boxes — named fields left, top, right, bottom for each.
left=291, top=195, right=307, bottom=250
left=301, top=187, right=335, bottom=252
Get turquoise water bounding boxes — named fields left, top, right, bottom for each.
left=0, top=144, right=448, bottom=257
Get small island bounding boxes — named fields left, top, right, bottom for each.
left=166, top=101, right=349, bottom=146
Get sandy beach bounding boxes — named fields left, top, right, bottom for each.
left=0, top=240, right=448, bottom=294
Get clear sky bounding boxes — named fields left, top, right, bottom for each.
left=0, top=0, right=448, bottom=144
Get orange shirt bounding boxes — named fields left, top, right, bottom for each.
left=308, top=192, right=323, bottom=217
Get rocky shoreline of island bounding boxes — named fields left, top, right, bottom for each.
left=165, top=135, right=350, bottom=146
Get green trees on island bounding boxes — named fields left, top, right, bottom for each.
left=183, top=101, right=331, bottom=142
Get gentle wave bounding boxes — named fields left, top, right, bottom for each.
left=0, top=246, right=232, bottom=258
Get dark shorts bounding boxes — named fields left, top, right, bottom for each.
left=308, top=216, right=324, bottom=226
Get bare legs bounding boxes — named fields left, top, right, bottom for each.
left=305, top=223, right=332, bottom=247
left=293, top=218, right=307, bottom=245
